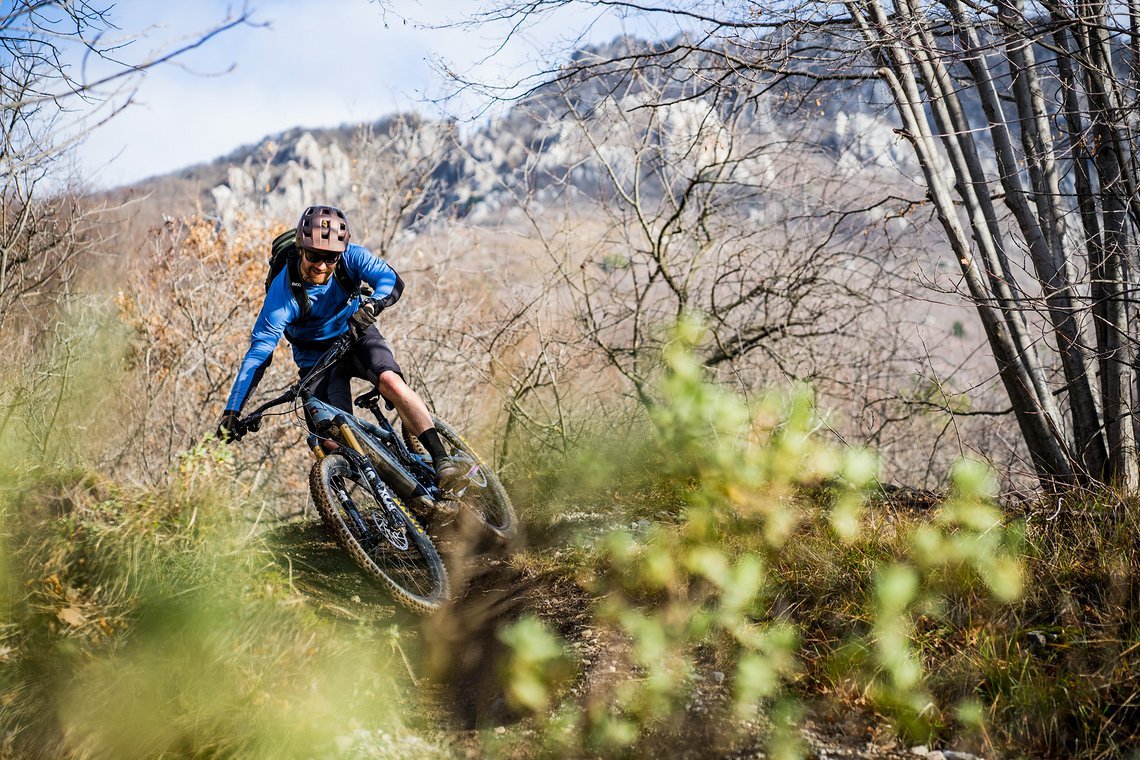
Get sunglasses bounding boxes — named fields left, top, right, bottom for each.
left=301, top=248, right=341, bottom=265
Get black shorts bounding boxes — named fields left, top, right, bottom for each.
left=299, top=325, right=403, bottom=417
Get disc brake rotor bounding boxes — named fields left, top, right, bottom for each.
left=371, top=511, right=410, bottom=550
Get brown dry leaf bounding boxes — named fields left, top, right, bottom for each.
left=57, top=607, right=87, bottom=628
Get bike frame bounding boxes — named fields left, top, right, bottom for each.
left=237, top=328, right=443, bottom=514
left=302, top=392, right=438, bottom=512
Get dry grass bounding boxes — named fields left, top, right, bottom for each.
left=0, top=457, right=453, bottom=760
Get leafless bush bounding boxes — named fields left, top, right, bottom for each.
left=453, top=69, right=953, bottom=480
left=0, top=2, right=248, bottom=337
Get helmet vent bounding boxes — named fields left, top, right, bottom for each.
left=296, top=205, right=351, bottom=253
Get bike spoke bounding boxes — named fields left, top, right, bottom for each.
left=332, top=471, right=439, bottom=598
left=367, top=541, right=436, bottom=596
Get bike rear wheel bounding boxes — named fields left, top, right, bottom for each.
left=432, top=416, right=518, bottom=543
left=309, top=452, right=449, bottom=613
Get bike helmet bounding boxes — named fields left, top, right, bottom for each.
left=297, top=205, right=351, bottom=253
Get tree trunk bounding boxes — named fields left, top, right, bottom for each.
left=989, top=0, right=1108, bottom=480
left=849, top=0, right=1076, bottom=486
left=1079, top=0, right=1140, bottom=488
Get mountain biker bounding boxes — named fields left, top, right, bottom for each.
left=216, top=204, right=465, bottom=491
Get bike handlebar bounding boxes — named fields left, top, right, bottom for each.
left=232, top=297, right=385, bottom=436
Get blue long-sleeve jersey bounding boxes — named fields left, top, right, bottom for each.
left=224, top=243, right=402, bottom=412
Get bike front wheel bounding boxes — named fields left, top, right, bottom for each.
left=432, top=416, right=518, bottom=543
left=309, top=452, right=449, bottom=614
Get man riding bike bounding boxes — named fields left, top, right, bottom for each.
left=216, top=204, right=465, bottom=491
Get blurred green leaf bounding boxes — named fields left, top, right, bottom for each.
left=499, top=615, right=571, bottom=714
left=876, top=565, right=919, bottom=614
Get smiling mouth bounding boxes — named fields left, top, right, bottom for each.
left=301, top=263, right=334, bottom=284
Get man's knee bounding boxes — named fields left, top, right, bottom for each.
left=377, top=371, right=407, bottom=399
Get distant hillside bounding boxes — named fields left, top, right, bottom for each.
left=99, top=34, right=928, bottom=235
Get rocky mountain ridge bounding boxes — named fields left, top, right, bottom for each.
left=120, top=21, right=1110, bottom=239
left=122, top=33, right=922, bottom=234
left=137, top=19, right=1106, bottom=239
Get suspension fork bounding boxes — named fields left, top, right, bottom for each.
left=304, top=408, right=370, bottom=462
left=335, top=415, right=367, bottom=456
left=330, top=446, right=399, bottom=532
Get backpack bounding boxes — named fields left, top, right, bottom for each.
left=266, top=228, right=360, bottom=323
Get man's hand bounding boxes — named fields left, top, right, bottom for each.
left=348, top=300, right=380, bottom=338
left=217, top=410, right=244, bottom=442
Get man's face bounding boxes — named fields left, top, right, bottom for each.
left=298, top=247, right=340, bottom=285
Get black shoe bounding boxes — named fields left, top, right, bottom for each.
left=435, top=455, right=467, bottom=493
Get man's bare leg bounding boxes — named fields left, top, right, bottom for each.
left=377, top=370, right=433, bottom=436
left=376, top=371, right=465, bottom=489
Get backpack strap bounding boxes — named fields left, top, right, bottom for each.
left=282, top=334, right=337, bottom=353
left=267, top=229, right=313, bottom=322
left=285, top=254, right=313, bottom=322
left=333, top=258, right=361, bottom=301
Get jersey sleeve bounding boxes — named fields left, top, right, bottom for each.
left=347, top=244, right=404, bottom=309
left=223, top=280, right=298, bottom=413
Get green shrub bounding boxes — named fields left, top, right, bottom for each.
left=495, top=317, right=1025, bottom=757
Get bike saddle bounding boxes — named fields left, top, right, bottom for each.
left=354, top=389, right=395, bottom=411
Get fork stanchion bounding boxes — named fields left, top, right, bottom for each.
left=337, top=418, right=366, bottom=456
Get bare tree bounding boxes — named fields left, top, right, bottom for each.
left=842, top=0, right=1140, bottom=489
left=452, top=0, right=1140, bottom=492
left=0, top=1, right=249, bottom=332
left=413, top=46, right=958, bottom=488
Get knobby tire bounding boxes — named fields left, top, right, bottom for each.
left=432, top=416, right=518, bottom=543
left=309, top=452, right=448, bottom=614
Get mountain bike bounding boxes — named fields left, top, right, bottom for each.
left=228, top=317, right=517, bottom=614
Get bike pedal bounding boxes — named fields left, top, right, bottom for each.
left=434, top=496, right=460, bottom=517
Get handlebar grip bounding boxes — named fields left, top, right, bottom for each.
left=361, top=298, right=382, bottom=318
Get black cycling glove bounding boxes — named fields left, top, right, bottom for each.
left=348, top=300, right=381, bottom=338
left=217, top=410, right=244, bottom=442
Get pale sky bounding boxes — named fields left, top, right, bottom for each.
left=68, top=0, right=678, bottom=189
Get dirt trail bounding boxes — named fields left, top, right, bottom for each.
left=264, top=518, right=972, bottom=760
left=267, top=520, right=408, bottom=621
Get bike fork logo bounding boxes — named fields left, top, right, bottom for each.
left=382, top=490, right=424, bottom=538
left=375, top=489, right=414, bottom=546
